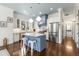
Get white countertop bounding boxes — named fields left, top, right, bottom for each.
left=24, top=32, right=45, bottom=37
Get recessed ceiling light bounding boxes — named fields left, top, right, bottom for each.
left=39, top=12, right=42, bottom=14
left=50, top=8, right=53, bottom=11
left=33, top=14, right=35, bottom=17
left=24, top=10, right=26, bottom=13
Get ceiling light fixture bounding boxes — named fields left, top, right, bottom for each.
left=33, top=14, right=35, bottom=17
left=29, top=18, right=33, bottom=23
left=39, top=12, right=42, bottom=14
left=50, top=8, right=53, bottom=11
left=36, top=16, right=41, bottom=22
left=24, top=10, right=26, bottom=13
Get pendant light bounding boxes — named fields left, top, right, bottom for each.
left=29, top=18, right=33, bottom=23
left=36, top=16, right=41, bottom=22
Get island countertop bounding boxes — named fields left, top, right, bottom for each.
left=24, top=32, right=45, bottom=37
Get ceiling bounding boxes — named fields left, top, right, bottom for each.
left=0, top=3, right=75, bottom=17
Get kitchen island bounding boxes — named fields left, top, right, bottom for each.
left=23, top=32, right=46, bottom=52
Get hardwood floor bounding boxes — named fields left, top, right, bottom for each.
left=7, top=41, right=63, bottom=56
left=0, top=40, right=79, bottom=56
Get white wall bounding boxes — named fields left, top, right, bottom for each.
left=0, top=5, right=14, bottom=46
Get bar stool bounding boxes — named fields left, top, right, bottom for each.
left=28, top=40, right=36, bottom=56
left=20, top=45, right=26, bottom=56
left=20, top=35, right=26, bottom=56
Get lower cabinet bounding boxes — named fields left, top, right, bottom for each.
left=24, top=35, right=46, bottom=52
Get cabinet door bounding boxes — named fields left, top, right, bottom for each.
left=33, top=37, right=40, bottom=52
left=35, top=36, right=46, bottom=52
left=40, top=35, right=46, bottom=50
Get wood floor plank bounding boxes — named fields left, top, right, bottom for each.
left=0, top=40, right=79, bottom=56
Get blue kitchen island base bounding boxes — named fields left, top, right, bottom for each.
left=23, top=33, right=46, bottom=52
